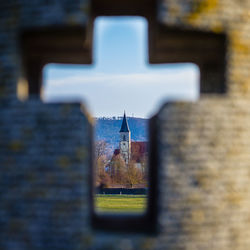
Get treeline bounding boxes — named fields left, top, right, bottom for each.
left=95, top=116, right=124, bottom=120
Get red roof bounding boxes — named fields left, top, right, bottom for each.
left=113, top=149, right=120, bottom=155
left=113, top=142, right=148, bottom=163
left=131, top=141, right=147, bottom=163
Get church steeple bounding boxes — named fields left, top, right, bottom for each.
left=119, top=111, right=130, bottom=132
left=119, top=111, right=131, bottom=164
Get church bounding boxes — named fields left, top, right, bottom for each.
left=119, top=112, right=131, bottom=164
left=116, top=112, right=147, bottom=166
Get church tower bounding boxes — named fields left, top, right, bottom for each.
left=119, top=112, right=131, bottom=164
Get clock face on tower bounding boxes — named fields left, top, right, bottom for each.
left=121, top=142, right=127, bottom=150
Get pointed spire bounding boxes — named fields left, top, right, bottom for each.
left=119, top=111, right=130, bottom=132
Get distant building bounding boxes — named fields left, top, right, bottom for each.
left=119, top=112, right=131, bottom=164
left=104, top=112, right=148, bottom=186
left=114, top=112, right=147, bottom=166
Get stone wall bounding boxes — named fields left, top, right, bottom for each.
left=0, top=101, right=92, bottom=249
left=1, top=0, right=250, bottom=249
left=157, top=98, right=250, bottom=249
left=159, top=0, right=250, bottom=98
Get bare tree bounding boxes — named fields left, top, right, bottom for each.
left=95, top=140, right=108, bottom=159
left=140, top=154, right=148, bottom=185
left=109, top=154, right=126, bottom=185
left=125, top=161, right=143, bottom=188
left=95, top=140, right=111, bottom=187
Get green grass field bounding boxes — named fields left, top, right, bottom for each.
left=95, top=194, right=147, bottom=213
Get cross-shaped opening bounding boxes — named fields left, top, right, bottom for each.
left=19, top=7, right=226, bottom=232
left=42, top=16, right=199, bottom=217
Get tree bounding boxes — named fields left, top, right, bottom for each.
left=109, top=154, right=126, bottom=185
left=95, top=140, right=108, bottom=159
left=124, top=161, right=143, bottom=188
left=139, top=154, right=148, bottom=185
left=95, top=140, right=111, bottom=187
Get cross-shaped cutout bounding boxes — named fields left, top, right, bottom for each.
left=20, top=13, right=226, bottom=233
left=42, top=17, right=199, bottom=219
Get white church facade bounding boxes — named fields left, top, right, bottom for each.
left=119, top=112, right=131, bottom=164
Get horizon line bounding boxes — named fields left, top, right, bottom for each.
left=94, top=115, right=148, bottom=119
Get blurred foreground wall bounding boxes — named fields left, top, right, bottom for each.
left=1, top=0, right=250, bottom=249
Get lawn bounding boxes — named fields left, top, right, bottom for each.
left=95, top=194, right=147, bottom=213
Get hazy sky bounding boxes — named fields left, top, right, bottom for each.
left=43, top=16, right=199, bottom=118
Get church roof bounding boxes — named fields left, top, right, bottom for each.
left=131, top=141, right=148, bottom=162
left=119, top=112, right=130, bottom=132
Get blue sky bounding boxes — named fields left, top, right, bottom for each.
left=43, top=16, right=199, bottom=118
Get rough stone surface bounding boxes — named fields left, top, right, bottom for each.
left=1, top=0, right=250, bottom=249
left=0, top=101, right=91, bottom=250
left=157, top=98, right=250, bottom=250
